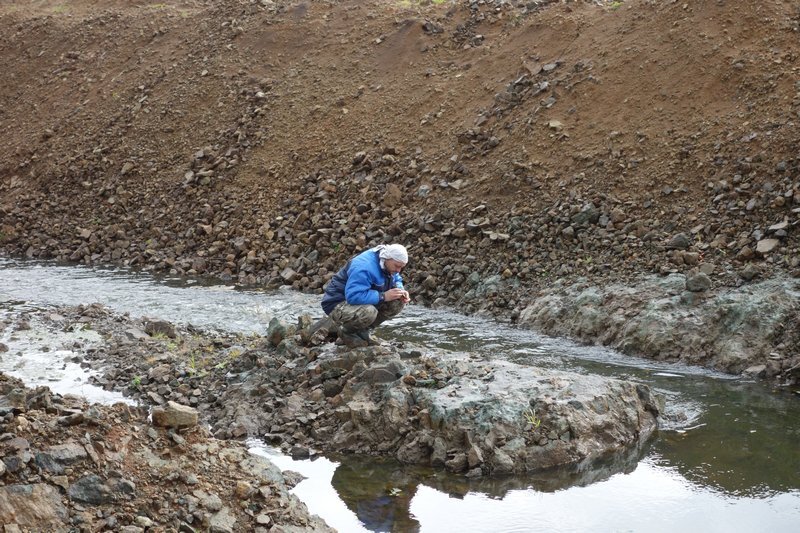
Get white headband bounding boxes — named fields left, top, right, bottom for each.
left=372, top=244, right=408, bottom=264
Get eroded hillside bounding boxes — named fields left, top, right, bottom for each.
left=1, top=0, right=798, bottom=317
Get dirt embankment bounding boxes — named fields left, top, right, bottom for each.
left=1, top=0, right=799, bottom=374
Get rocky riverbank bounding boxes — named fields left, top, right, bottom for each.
left=519, top=274, right=800, bottom=387
left=0, top=373, right=332, bottom=533
left=2, top=303, right=661, bottom=482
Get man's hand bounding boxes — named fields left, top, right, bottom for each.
left=385, top=288, right=411, bottom=303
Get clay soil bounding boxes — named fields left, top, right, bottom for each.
left=1, top=0, right=799, bottom=309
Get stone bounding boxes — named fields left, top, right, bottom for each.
left=0, top=484, right=68, bottom=530
left=280, top=267, right=298, bottom=283
left=698, top=263, right=715, bottom=275
left=768, top=221, right=789, bottom=233
left=685, top=272, right=712, bottom=292
left=266, top=317, right=290, bottom=347
left=68, top=474, right=115, bottom=504
left=135, top=516, right=154, bottom=528
left=209, top=507, right=237, bottom=533
left=743, top=365, right=766, bottom=377
left=57, top=412, right=85, bottom=426
left=51, top=476, right=69, bottom=491
left=201, top=493, right=223, bottom=512
left=739, top=264, right=759, bottom=281
left=359, top=367, right=399, bottom=383
left=571, top=204, right=600, bottom=226
left=737, top=246, right=754, bottom=260
left=756, top=238, right=779, bottom=255
left=384, top=183, right=403, bottom=206
left=468, top=444, right=484, bottom=468
left=610, top=208, right=626, bottom=223
left=113, top=478, right=136, bottom=496
left=234, top=481, right=254, bottom=499
left=5, top=437, right=29, bottom=451
left=430, top=437, right=447, bottom=467
left=144, top=320, right=177, bottom=339
left=43, top=442, right=88, bottom=464
left=682, top=252, right=700, bottom=266
left=124, top=328, right=150, bottom=341
left=445, top=452, right=468, bottom=473
left=34, top=452, right=64, bottom=474
left=492, top=448, right=515, bottom=474
left=151, top=401, right=198, bottom=428
left=290, top=446, right=310, bottom=459
left=667, top=233, right=691, bottom=250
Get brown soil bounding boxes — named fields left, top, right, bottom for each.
left=1, top=0, right=798, bottom=309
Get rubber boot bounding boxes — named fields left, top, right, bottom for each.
left=336, top=330, right=368, bottom=348
left=300, top=316, right=335, bottom=345
left=357, top=330, right=382, bottom=346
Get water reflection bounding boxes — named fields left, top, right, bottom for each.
left=329, top=440, right=653, bottom=532
left=656, top=379, right=800, bottom=496
left=332, top=459, right=421, bottom=532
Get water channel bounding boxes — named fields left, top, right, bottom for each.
left=1, top=257, right=798, bottom=532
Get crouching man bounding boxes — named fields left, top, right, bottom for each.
left=320, top=244, right=410, bottom=348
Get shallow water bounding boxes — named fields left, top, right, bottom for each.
left=2, top=257, right=798, bottom=532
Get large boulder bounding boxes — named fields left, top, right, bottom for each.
left=0, top=484, right=69, bottom=532
left=518, top=275, right=800, bottom=375
left=327, top=352, right=661, bottom=475
left=151, top=401, right=198, bottom=428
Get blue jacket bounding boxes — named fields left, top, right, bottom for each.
left=321, top=249, right=404, bottom=315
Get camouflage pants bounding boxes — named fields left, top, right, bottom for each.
left=329, top=300, right=405, bottom=333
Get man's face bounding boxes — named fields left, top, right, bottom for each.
left=384, top=259, right=406, bottom=275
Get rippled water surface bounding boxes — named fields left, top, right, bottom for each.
left=2, top=257, right=798, bottom=532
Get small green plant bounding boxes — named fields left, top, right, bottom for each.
left=131, top=375, right=142, bottom=390
left=188, top=352, right=199, bottom=375
left=188, top=352, right=210, bottom=377
left=609, top=1, right=623, bottom=10
left=523, top=408, right=541, bottom=429
left=214, top=348, right=242, bottom=370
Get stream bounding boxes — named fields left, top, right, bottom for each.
left=1, top=257, right=798, bottom=532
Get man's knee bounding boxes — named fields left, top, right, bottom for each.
left=378, top=300, right=405, bottom=319
left=377, top=300, right=406, bottom=322
left=331, top=303, right=378, bottom=331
